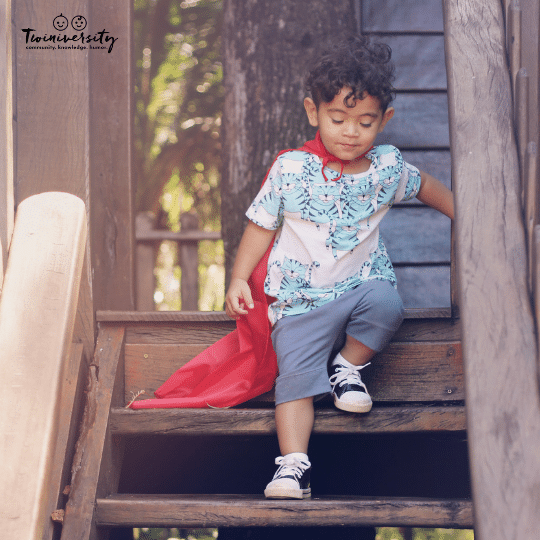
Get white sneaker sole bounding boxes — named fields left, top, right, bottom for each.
left=333, top=394, right=372, bottom=413
left=264, top=486, right=311, bottom=499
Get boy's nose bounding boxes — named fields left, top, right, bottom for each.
left=344, top=122, right=359, bottom=137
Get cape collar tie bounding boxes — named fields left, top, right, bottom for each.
left=301, top=131, right=373, bottom=182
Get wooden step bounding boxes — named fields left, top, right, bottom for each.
left=110, top=405, right=466, bottom=436
left=95, top=494, right=474, bottom=529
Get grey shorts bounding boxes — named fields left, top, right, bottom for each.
left=271, top=280, right=404, bottom=405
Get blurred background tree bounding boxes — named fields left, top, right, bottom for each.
left=134, top=0, right=224, bottom=310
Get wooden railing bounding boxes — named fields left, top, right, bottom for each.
left=136, top=211, right=222, bottom=311
left=444, top=0, right=540, bottom=538
left=0, top=192, right=87, bottom=540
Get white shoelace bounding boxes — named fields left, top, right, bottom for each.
left=329, top=361, right=371, bottom=391
left=273, top=455, right=311, bottom=480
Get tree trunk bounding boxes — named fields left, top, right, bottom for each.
left=221, top=0, right=358, bottom=284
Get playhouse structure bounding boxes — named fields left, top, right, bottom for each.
left=1, top=0, right=540, bottom=539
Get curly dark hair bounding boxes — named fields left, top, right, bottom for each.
left=306, top=35, right=395, bottom=112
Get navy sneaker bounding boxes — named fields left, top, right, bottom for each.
left=264, top=453, right=311, bottom=499
left=329, top=357, right=372, bottom=413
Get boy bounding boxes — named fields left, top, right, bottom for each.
left=225, top=36, right=454, bottom=500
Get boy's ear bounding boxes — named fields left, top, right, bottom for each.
left=378, top=106, right=395, bottom=133
left=304, top=97, right=319, bottom=127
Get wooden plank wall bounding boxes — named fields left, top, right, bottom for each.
left=0, top=0, right=13, bottom=276
left=363, top=0, right=453, bottom=310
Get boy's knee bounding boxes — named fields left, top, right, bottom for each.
left=363, top=282, right=404, bottom=329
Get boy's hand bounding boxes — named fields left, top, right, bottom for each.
left=225, top=278, right=255, bottom=318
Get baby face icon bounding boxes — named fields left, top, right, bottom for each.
left=53, top=13, right=69, bottom=31
left=71, top=15, right=87, bottom=31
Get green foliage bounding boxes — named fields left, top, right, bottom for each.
left=376, top=529, right=474, bottom=540
left=134, top=528, right=474, bottom=539
left=133, top=0, right=224, bottom=310
left=134, top=0, right=223, bottom=215
left=134, top=528, right=217, bottom=539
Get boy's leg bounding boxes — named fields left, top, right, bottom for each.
left=264, top=397, right=314, bottom=500
left=339, top=334, right=376, bottom=367
left=275, top=396, right=314, bottom=455
left=330, top=281, right=404, bottom=413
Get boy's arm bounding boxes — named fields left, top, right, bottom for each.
left=417, top=170, right=454, bottom=220
left=225, top=221, right=276, bottom=318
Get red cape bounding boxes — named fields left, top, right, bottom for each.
left=131, top=132, right=350, bottom=409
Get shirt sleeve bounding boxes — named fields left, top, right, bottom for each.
left=394, top=160, right=422, bottom=203
left=245, top=157, right=284, bottom=230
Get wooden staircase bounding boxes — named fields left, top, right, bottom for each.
left=58, top=310, right=472, bottom=539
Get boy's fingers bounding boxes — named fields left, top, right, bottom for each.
left=241, top=288, right=255, bottom=310
left=226, top=295, right=248, bottom=317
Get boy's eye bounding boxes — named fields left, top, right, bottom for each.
left=331, top=119, right=343, bottom=124
left=361, top=123, right=372, bottom=128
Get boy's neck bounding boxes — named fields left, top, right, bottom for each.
left=327, top=150, right=373, bottom=175
left=303, top=131, right=373, bottom=181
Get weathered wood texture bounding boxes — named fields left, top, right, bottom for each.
left=95, top=494, right=473, bottom=529
left=507, top=0, right=540, bottom=364
left=363, top=0, right=444, bottom=32
left=61, top=325, right=126, bottom=540
left=14, top=0, right=96, bottom=364
left=15, top=0, right=135, bottom=313
left=0, top=192, right=87, bottom=540
left=511, top=0, right=539, bottom=153
left=124, top=341, right=463, bottom=404
left=89, top=0, right=135, bottom=312
left=42, top=344, right=84, bottom=540
left=81, top=312, right=469, bottom=534
left=221, top=0, right=357, bottom=284
left=110, top=405, right=466, bottom=436
left=97, top=309, right=461, bottom=348
left=444, top=0, right=540, bottom=538
left=0, top=0, right=13, bottom=273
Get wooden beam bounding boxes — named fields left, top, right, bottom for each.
left=95, top=494, right=474, bottom=529
left=110, top=405, right=466, bottom=436
left=444, top=1, right=540, bottom=538
left=60, top=325, right=126, bottom=540
left=0, top=192, right=87, bottom=540
left=0, top=0, right=13, bottom=274
left=95, top=307, right=452, bottom=323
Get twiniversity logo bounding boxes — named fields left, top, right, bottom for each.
left=22, top=13, right=118, bottom=53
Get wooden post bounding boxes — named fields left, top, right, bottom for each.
left=179, top=212, right=199, bottom=311
left=444, top=1, right=540, bottom=539
left=0, top=192, right=87, bottom=540
left=89, top=0, right=136, bottom=312
left=0, top=0, right=13, bottom=275
left=136, top=211, right=157, bottom=311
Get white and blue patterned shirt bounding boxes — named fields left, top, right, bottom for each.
left=246, top=145, right=422, bottom=324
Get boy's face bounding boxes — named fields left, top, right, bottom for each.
left=304, top=87, right=394, bottom=163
